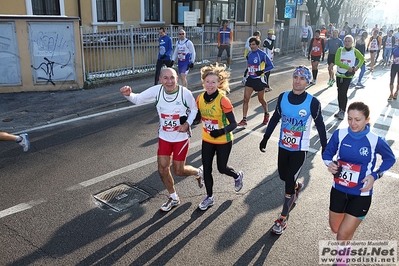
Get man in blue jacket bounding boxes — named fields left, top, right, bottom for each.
left=154, top=27, right=173, bottom=85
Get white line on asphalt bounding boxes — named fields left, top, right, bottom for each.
left=66, top=140, right=203, bottom=191
left=0, top=199, right=46, bottom=219
left=18, top=90, right=207, bottom=134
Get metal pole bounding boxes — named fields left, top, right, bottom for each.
left=130, top=25, right=134, bottom=73
left=201, top=24, right=204, bottom=63
left=79, top=26, right=86, bottom=83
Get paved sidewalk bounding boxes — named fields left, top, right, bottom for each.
left=1, top=52, right=307, bottom=134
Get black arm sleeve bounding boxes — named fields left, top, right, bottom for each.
left=310, top=97, right=328, bottom=147
left=222, top=111, right=237, bottom=134
left=263, top=39, right=275, bottom=50
left=263, top=93, right=283, bottom=138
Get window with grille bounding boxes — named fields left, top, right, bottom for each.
left=144, top=0, right=160, bottom=21
left=32, top=0, right=60, bottom=15
left=96, top=0, right=117, bottom=22
left=236, top=0, right=245, bottom=22
left=256, top=0, right=264, bottom=22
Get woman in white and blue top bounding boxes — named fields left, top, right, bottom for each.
left=322, top=102, right=395, bottom=258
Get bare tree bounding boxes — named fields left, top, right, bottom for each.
left=346, top=0, right=378, bottom=26
left=306, top=0, right=322, bottom=26
left=322, top=0, right=345, bottom=25
left=276, top=0, right=286, bottom=21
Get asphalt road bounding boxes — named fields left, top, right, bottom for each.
left=1, top=62, right=398, bottom=265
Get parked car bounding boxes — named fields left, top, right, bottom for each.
left=83, top=28, right=158, bottom=46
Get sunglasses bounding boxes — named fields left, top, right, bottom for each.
left=179, top=33, right=185, bottom=35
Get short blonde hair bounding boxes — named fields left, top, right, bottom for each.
left=200, top=63, right=230, bottom=93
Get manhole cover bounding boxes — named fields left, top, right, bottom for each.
left=93, top=184, right=151, bottom=212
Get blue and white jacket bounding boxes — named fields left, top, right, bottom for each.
left=322, top=125, right=396, bottom=196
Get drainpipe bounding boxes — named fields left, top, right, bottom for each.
left=77, top=0, right=82, bottom=26
left=250, top=0, right=253, bottom=33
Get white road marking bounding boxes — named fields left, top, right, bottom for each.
left=0, top=199, right=46, bottom=219
left=66, top=140, right=203, bottom=191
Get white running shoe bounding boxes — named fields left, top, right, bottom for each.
left=18, top=133, right=30, bottom=152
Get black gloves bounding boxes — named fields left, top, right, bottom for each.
left=366, top=48, right=369, bottom=52
left=179, top=116, right=187, bottom=125
left=345, top=69, right=354, bottom=76
left=189, top=62, right=194, bottom=69
left=193, top=112, right=201, bottom=125
left=255, top=70, right=264, bottom=76
left=160, top=54, right=167, bottom=59
left=259, top=135, right=269, bottom=152
left=210, top=129, right=224, bottom=138
left=321, top=57, right=324, bottom=62
left=333, top=161, right=343, bottom=178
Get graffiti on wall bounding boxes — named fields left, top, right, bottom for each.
left=0, top=22, right=22, bottom=86
left=28, top=22, right=76, bottom=85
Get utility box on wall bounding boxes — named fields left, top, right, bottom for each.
left=0, top=16, right=83, bottom=93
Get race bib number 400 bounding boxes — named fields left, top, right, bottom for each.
left=161, top=113, right=180, bottom=132
left=333, top=160, right=361, bottom=188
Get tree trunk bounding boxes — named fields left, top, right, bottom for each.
left=306, top=1, right=320, bottom=26
left=327, top=8, right=340, bottom=25
left=276, top=0, right=285, bottom=21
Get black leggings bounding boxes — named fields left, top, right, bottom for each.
left=336, top=77, right=352, bottom=111
left=201, top=140, right=239, bottom=197
left=277, top=147, right=307, bottom=195
left=390, top=64, right=399, bottom=85
left=154, top=59, right=173, bottom=85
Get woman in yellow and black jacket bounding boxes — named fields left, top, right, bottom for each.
left=196, top=63, right=244, bottom=211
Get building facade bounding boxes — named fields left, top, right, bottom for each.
left=1, top=0, right=275, bottom=92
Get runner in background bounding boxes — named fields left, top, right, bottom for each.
left=334, top=35, right=364, bottom=120
left=326, top=23, right=335, bottom=39
left=154, top=27, right=173, bottom=85
left=393, top=26, right=399, bottom=46
left=326, top=29, right=344, bottom=86
left=171, top=29, right=196, bottom=88
left=375, top=30, right=384, bottom=63
left=216, top=20, right=233, bottom=71
left=366, top=30, right=382, bottom=71
left=388, top=45, right=399, bottom=101
left=238, top=37, right=274, bottom=126
left=382, top=30, right=395, bottom=67
left=263, top=29, right=276, bottom=92
left=350, top=31, right=368, bottom=88
left=308, top=29, right=325, bottom=85
left=242, top=31, right=262, bottom=85
left=300, top=21, right=313, bottom=56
